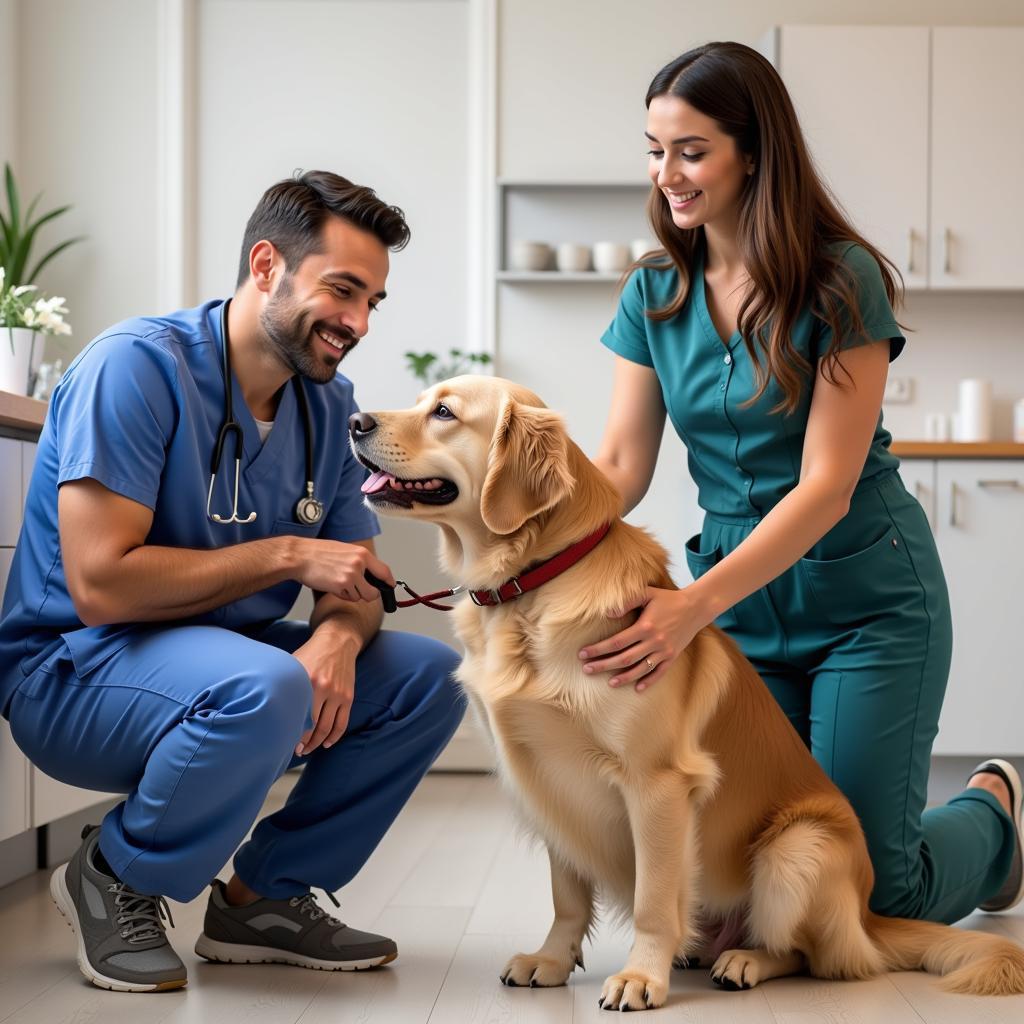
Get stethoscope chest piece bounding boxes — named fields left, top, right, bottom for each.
left=295, top=484, right=324, bottom=526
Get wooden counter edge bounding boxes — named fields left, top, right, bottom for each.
left=0, top=389, right=47, bottom=434
left=892, top=441, right=1024, bottom=459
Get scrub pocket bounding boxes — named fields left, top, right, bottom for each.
left=684, top=533, right=740, bottom=631
left=270, top=518, right=320, bottom=539
left=799, top=522, right=924, bottom=627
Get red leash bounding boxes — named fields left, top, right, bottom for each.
left=380, top=523, right=613, bottom=613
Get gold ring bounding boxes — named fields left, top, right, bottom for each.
left=645, top=657, right=655, bottom=672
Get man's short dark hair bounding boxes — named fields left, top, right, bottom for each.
left=236, top=170, right=411, bottom=286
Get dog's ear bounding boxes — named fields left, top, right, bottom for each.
left=480, top=398, right=575, bottom=535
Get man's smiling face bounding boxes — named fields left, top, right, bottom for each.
left=259, top=215, right=390, bottom=384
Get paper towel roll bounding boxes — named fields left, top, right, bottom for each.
left=957, top=379, right=993, bottom=442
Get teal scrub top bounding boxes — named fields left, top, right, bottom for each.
left=600, top=243, right=905, bottom=518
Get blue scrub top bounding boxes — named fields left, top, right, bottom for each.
left=0, top=299, right=379, bottom=716
left=601, top=243, right=906, bottom=518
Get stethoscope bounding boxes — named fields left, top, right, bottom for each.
left=207, top=300, right=324, bottom=527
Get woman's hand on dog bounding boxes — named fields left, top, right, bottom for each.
left=578, top=586, right=709, bottom=691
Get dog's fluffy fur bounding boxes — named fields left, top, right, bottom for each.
left=353, top=375, right=1024, bottom=1010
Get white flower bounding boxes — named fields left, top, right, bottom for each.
left=13, top=284, right=37, bottom=297
left=0, top=266, right=5, bottom=292
left=22, top=307, right=36, bottom=327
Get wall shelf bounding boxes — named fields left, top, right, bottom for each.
left=497, top=270, right=624, bottom=283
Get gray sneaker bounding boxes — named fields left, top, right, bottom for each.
left=194, top=878, right=397, bottom=971
left=971, top=759, right=1024, bottom=912
left=50, top=825, right=186, bottom=992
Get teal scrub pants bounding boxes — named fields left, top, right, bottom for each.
left=686, top=471, right=1015, bottom=924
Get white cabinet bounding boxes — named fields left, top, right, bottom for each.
left=897, top=459, right=937, bottom=531
left=930, top=29, right=1024, bottom=289
left=900, top=457, right=1022, bottom=755
left=0, top=437, right=22, bottom=545
left=767, top=26, right=1024, bottom=290
left=932, top=461, right=1024, bottom=755
left=770, top=26, right=930, bottom=290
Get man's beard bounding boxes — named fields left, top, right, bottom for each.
left=258, top=275, right=355, bottom=384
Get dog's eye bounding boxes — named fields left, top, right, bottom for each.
left=433, top=403, right=456, bottom=421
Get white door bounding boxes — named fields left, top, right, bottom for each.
left=897, top=458, right=936, bottom=531
left=933, top=460, right=1024, bottom=755
left=775, top=26, right=930, bottom=288
left=930, top=28, right=1024, bottom=289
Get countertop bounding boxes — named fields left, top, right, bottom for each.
left=891, top=442, right=1024, bottom=459
left=0, top=390, right=47, bottom=435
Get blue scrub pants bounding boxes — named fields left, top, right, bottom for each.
left=687, top=473, right=1015, bottom=924
left=8, top=622, right=465, bottom=902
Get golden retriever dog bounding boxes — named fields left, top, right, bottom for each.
left=349, top=374, right=1024, bottom=1010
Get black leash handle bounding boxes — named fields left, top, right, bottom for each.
left=363, top=570, right=398, bottom=613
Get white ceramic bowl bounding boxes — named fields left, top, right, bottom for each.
left=510, top=241, right=553, bottom=272
left=593, top=241, right=631, bottom=274
left=556, top=243, right=592, bottom=273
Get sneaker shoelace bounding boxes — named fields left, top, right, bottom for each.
left=287, top=891, right=344, bottom=928
left=109, top=883, right=175, bottom=943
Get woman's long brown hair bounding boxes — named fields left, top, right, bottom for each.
left=638, top=42, right=904, bottom=413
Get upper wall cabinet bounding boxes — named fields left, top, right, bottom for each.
left=766, top=26, right=1024, bottom=290
left=930, top=29, right=1024, bottom=289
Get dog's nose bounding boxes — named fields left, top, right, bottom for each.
left=348, top=412, right=378, bottom=440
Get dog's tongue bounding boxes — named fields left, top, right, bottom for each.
left=361, top=470, right=393, bottom=495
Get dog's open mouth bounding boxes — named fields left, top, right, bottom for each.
left=357, top=456, right=459, bottom=508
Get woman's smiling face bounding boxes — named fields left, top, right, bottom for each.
left=646, top=94, right=753, bottom=232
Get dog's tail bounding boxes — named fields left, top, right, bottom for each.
left=866, top=912, right=1024, bottom=995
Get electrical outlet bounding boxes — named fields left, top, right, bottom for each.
left=884, top=377, right=914, bottom=404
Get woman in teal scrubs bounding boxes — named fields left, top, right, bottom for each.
left=579, top=42, right=1022, bottom=924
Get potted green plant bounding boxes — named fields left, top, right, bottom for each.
left=0, top=163, right=82, bottom=395
left=404, top=347, right=492, bottom=389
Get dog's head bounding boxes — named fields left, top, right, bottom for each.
left=349, top=375, right=577, bottom=536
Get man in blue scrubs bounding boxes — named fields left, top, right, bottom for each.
left=0, top=171, right=465, bottom=992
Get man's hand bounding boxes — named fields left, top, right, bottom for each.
left=296, top=539, right=395, bottom=602
left=292, top=629, right=359, bottom=755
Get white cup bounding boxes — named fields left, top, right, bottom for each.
left=593, top=242, right=631, bottom=274
left=510, top=241, right=553, bottom=272
left=556, top=243, right=592, bottom=273
left=923, top=412, right=950, bottom=442
left=630, top=238, right=658, bottom=262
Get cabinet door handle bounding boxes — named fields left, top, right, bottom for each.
left=943, top=227, right=952, bottom=274
left=949, top=481, right=960, bottom=527
left=977, top=479, right=1021, bottom=490
left=907, top=227, right=915, bottom=274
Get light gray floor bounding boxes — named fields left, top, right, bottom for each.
left=1, top=772, right=1022, bottom=1023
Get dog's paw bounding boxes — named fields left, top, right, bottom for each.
left=599, top=970, right=667, bottom=1011
left=500, top=952, right=575, bottom=988
left=710, top=950, right=761, bottom=990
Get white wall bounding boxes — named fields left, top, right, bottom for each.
left=195, top=0, right=471, bottom=414
left=17, top=0, right=159, bottom=365
left=0, top=0, right=16, bottom=170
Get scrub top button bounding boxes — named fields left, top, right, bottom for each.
left=720, top=382, right=726, bottom=391
left=724, top=353, right=732, bottom=365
